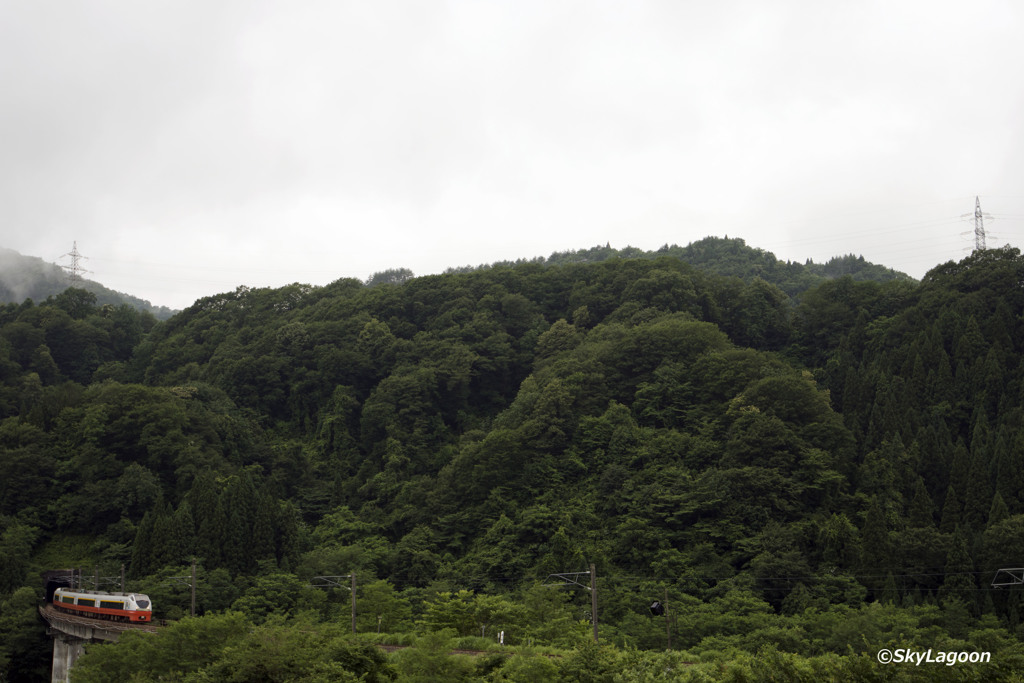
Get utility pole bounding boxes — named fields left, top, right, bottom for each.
left=545, top=565, right=599, bottom=643
left=650, top=591, right=673, bottom=649
left=308, top=574, right=357, bottom=632
left=168, top=560, right=198, bottom=617
left=664, top=588, right=671, bottom=650
left=590, top=563, right=598, bottom=643
left=120, top=564, right=125, bottom=592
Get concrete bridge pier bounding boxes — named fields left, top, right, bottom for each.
left=40, top=608, right=125, bottom=683
left=50, top=633, right=86, bottom=683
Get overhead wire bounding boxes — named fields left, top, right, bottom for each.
left=67, top=195, right=1024, bottom=293
left=418, top=565, right=1018, bottom=590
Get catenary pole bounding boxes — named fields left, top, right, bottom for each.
left=665, top=587, right=671, bottom=650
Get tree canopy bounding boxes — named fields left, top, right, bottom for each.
left=3, top=242, right=1024, bottom=680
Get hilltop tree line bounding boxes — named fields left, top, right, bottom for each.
left=1, top=237, right=1024, bottom=679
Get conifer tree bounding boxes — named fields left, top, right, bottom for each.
left=987, top=492, right=1010, bottom=529
left=997, top=431, right=1024, bottom=513
left=934, top=420, right=957, bottom=487
left=916, top=425, right=946, bottom=499
left=149, top=499, right=175, bottom=570
left=969, top=406, right=992, bottom=456
left=954, top=315, right=986, bottom=369
left=953, top=359, right=972, bottom=409
left=989, top=299, right=1015, bottom=351
left=223, top=474, right=259, bottom=575
left=940, top=526, right=976, bottom=612
left=860, top=497, right=892, bottom=597
left=989, top=428, right=1014, bottom=507
left=880, top=572, right=899, bottom=605
left=981, top=348, right=1005, bottom=417
left=200, top=491, right=229, bottom=570
left=893, top=378, right=921, bottom=438
left=963, top=456, right=993, bottom=532
left=928, top=350, right=954, bottom=403
left=920, top=326, right=944, bottom=370
left=129, top=510, right=156, bottom=578
left=947, top=445, right=970, bottom=505
left=907, top=478, right=934, bottom=528
left=168, top=502, right=196, bottom=565
left=865, top=378, right=899, bottom=450
left=251, top=488, right=278, bottom=564
left=191, top=471, right=223, bottom=566
left=939, top=485, right=961, bottom=534
left=841, top=363, right=868, bottom=433
left=275, top=500, right=306, bottom=571
left=818, top=513, right=859, bottom=569
left=908, top=352, right=927, bottom=397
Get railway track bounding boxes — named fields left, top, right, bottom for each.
left=39, top=604, right=161, bottom=633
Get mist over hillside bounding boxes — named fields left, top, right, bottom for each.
left=0, top=247, right=177, bottom=319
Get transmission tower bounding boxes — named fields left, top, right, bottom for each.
left=59, top=241, right=91, bottom=282
left=967, top=197, right=993, bottom=252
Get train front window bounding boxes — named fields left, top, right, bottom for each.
left=136, top=600, right=150, bottom=609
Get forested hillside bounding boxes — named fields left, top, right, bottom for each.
left=450, top=236, right=912, bottom=298
left=2, top=241, right=1024, bottom=680
left=0, top=247, right=177, bottom=320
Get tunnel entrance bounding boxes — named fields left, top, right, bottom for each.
left=42, top=570, right=75, bottom=604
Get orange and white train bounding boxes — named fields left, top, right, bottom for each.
left=53, top=588, right=153, bottom=622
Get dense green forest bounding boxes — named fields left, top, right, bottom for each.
left=447, top=238, right=912, bottom=298
left=2, top=237, right=1024, bottom=680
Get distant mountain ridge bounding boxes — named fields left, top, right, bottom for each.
left=446, top=236, right=913, bottom=298
left=2, top=238, right=909, bottom=323
left=0, top=247, right=177, bottom=319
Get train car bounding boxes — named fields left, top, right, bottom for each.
left=52, top=588, right=153, bottom=623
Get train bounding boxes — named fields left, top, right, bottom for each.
left=52, top=587, right=153, bottom=623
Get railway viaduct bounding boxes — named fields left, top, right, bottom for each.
left=38, top=571, right=159, bottom=683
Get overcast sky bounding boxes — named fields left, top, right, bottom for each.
left=2, top=1, right=1023, bottom=310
